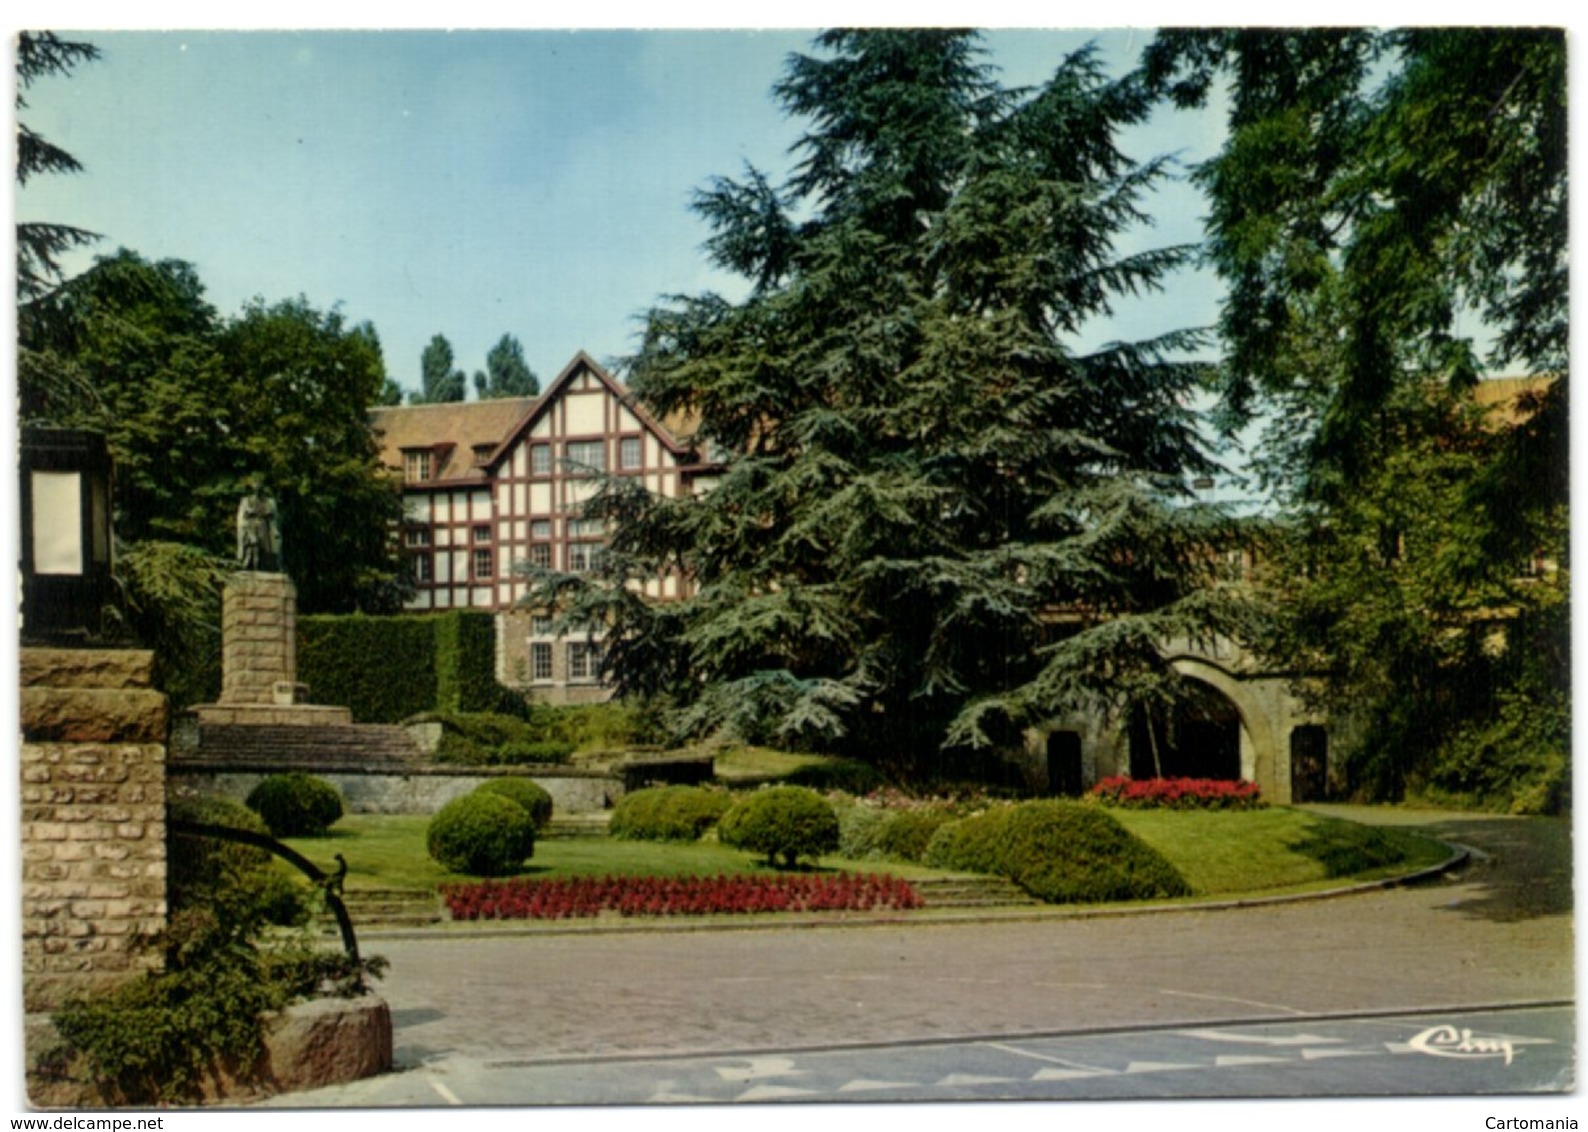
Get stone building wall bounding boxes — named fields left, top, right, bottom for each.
left=20, top=649, right=169, bottom=1012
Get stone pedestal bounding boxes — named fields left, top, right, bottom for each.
left=195, top=572, right=351, bottom=728
left=222, top=571, right=299, bottom=706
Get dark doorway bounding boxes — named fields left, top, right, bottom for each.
left=1128, top=682, right=1242, bottom=780
left=1046, top=730, right=1083, bottom=796
left=1290, top=725, right=1329, bottom=802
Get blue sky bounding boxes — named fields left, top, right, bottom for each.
left=16, top=26, right=1227, bottom=397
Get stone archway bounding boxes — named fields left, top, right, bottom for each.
left=1161, top=654, right=1287, bottom=801
left=1127, top=678, right=1243, bottom=781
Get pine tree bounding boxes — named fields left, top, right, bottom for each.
left=537, top=31, right=1248, bottom=768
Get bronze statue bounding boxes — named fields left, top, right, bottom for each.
left=236, top=489, right=281, bottom=571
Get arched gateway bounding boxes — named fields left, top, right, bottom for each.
left=1022, top=638, right=1325, bottom=805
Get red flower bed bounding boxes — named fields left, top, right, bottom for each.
left=1090, top=776, right=1265, bottom=810
left=441, top=872, right=924, bottom=921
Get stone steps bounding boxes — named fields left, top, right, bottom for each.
left=542, top=813, right=612, bottom=839
left=336, top=887, right=443, bottom=927
left=179, top=722, right=424, bottom=771
left=908, top=875, right=1041, bottom=908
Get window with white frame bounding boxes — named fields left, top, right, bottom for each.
left=619, top=436, right=642, bottom=470
left=531, top=615, right=555, bottom=637
left=530, top=642, right=553, bottom=682
left=412, top=553, right=432, bottom=583
left=528, top=543, right=551, bottom=569
left=568, top=542, right=605, bottom=573
left=405, top=527, right=432, bottom=547
left=530, top=443, right=552, bottom=476
left=565, top=440, right=605, bottom=474
left=473, top=548, right=493, bottom=580
left=567, top=640, right=597, bottom=682
left=567, top=517, right=605, bottom=538
left=472, top=525, right=492, bottom=543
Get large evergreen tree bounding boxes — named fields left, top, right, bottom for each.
left=1142, top=28, right=1568, bottom=809
left=16, top=31, right=100, bottom=305
left=536, top=30, right=1248, bottom=768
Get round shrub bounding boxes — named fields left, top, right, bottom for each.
left=925, top=800, right=1191, bottom=904
left=427, top=792, right=535, bottom=876
left=836, top=801, right=888, bottom=859
left=875, top=808, right=957, bottom=862
left=475, top=777, right=554, bottom=829
left=717, top=786, right=840, bottom=868
left=610, top=785, right=733, bottom=842
left=244, top=773, right=344, bottom=837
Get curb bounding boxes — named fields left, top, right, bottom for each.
left=355, top=839, right=1472, bottom=942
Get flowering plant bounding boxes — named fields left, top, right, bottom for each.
left=441, top=872, right=923, bottom=921
left=1090, top=776, right=1265, bottom=810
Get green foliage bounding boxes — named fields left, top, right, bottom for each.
left=426, top=792, right=535, bottom=876
left=16, top=32, right=101, bottom=309
left=475, top=778, right=555, bottom=829
left=1285, top=821, right=1409, bottom=878
left=299, top=612, right=524, bottom=724
left=474, top=333, right=540, bottom=399
left=415, top=333, right=465, bottom=404
left=925, top=801, right=1191, bottom=904
left=245, top=773, right=345, bottom=837
left=874, top=808, right=959, bottom=863
left=21, top=250, right=405, bottom=613
left=426, top=712, right=567, bottom=766
left=436, top=611, right=525, bottom=715
left=49, top=794, right=381, bottom=1104
left=717, top=786, right=840, bottom=868
left=1143, top=29, right=1569, bottom=810
left=110, top=539, right=227, bottom=708
left=783, top=758, right=889, bottom=794
left=835, top=802, right=888, bottom=860
left=531, top=30, right=1249, bottom=767
left=609, top=785, right=734, bottom=842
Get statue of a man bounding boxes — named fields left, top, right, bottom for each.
left=237, top=489, right=281, bottom=572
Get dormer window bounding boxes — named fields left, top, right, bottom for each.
left=404, top=449, right=433, bottom=483
left=473, top=443, right=495, bottom=466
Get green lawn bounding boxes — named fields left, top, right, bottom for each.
left=281, top=805, right=1453, bottom=901
left=1111, top=807, right=1451, bottom=897
left=281, top=814, right=953, bottom=892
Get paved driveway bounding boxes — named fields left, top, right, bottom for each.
left=363, top=809, right=1572, bottom=1069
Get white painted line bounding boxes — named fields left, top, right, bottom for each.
left=737, top=1084, right=819, bottom=1101
left=983, top=1041, right=1114, bottom=1075
left=428, top=1076, right=464, bottom=1106
left=838, top=1079, right=919, bottom=1092
left=935, top=1073, right=1018, bottom=1087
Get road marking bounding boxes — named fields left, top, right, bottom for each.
left=737, top=1084, right=818, bottom=1101
left=983, top=1041, right=1114, bottom=1075
left=427, top=1077, right=463, bottom=1106
left=935, top=1073, right=1018, bottom=1087
left=1301, top=1047, right=1377, bottom=1060
left=838, top=1079, right=919, bottom=1092
left=1122, top=1061, right=1201, bottom=1074
left=714, top=1056, right=805, bottom=1082
left=1181, top=1028, right=1347, bottom=1046
left=1032, top=1067, right=1115, bottom=1081
left=1214, top=1054, right=1292, bottom=1068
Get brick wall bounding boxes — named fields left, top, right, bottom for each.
left=20, top=649, right=169, bottom=1012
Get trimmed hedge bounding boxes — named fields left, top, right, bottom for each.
left=298, top=611, right=524, bottom=724
left=426, top=712, right=575, bottom=766
left=610, top=786, right=734, bottom=842
left=475, top=778, right=554, bottom=829
left=925, top=801, right=1191, bottom=904
left=718, top=787, right=840, bottom=868
left=426, top=792, right=536, bottom=877
left=244, top=773, right=344, bottom=837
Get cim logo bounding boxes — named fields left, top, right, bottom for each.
left=1408, top=1024, right=1517, bottom=1066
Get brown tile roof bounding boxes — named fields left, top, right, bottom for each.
left=1472, top=375, right=1557, bottom=427
left=369, top=396, right=538, bottom=485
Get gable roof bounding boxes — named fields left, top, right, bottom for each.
left=482, top=350, right=696, bottom=471
left=370, top=395, right=539, bottom=485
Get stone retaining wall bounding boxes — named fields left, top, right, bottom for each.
left=173, top=768, right=621, bottom=815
